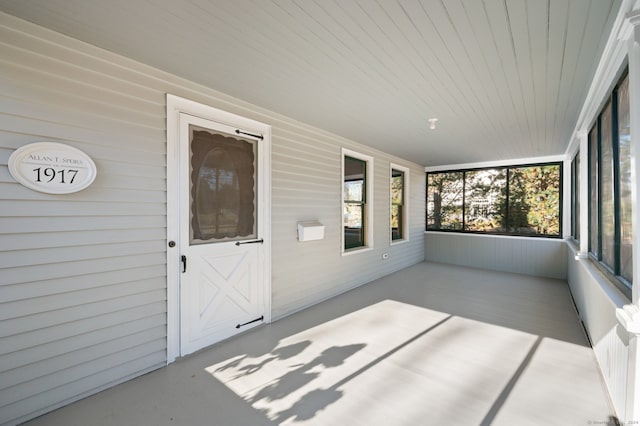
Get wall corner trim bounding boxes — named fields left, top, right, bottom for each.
left=619, top=10, right=640, bottom=42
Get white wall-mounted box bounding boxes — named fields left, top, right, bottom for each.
left=297, top=221, right=325, bottom=242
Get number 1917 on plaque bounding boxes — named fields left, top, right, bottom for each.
left=33, top=167, right=79, bottom=184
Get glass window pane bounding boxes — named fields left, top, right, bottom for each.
left=344, top=155, right=366, bottom=249
left=190, top=126, right=256, bottom=244
left=618, top=76, right=632, bottom=282
left=344, top=156, right=366, bottom=202
left=391, top=169, right=404, bottom=205
left=391, top=205, right=402, bottom=240
left=507, top=165, right=560, bottom=236
left=344, top=203, right=364, bottom=248
left=589, top=124, right=599, bottom=256
left=464, top=168, right=507, bottom=232
left=391, top=169, right=404, bottom=241
left=427, top=172, right=463, bottom=230
left=600, top=103, right=615, bottom=269
left=344, top=180, right=364, bottom=202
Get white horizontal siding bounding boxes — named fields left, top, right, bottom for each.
left=0, top=241, right=164, bottom=269
left=2, top=290, right=166, bottom=352
left=271, top=133, right=425, bottom=317
left=1, top=278, right=165, bottom=321
left=0, top=11, right=426, bottom=425
left=0, top=331, right=166, bottom=406
left=0, top=216, right=165, bottom=235
left=1, top=266, right=165, bottom=302
left=0, top=228, right=165, bottom=251
left=0, top=14, right=168, bottom=425
left=1, top=303, right=166, bottom=358
left=0, top=350, right=166, bottom=426
left=2, top=253, right=165, bottom=286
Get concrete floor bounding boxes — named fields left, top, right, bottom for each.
left=25, top=262, right=615, bottom=425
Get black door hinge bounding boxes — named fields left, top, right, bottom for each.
left=236, top=315, right=264, bottom=329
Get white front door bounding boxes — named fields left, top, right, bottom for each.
left=167, top=98, right=270, bottom=359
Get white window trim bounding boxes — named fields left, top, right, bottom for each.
left=390, top=163, right=410, bottom=245
left=342, top=148, right=374, bottom=255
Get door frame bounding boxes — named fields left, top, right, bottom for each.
left=166, top=94, right=272, bottom=363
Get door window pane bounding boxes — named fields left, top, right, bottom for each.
left=190, top=126, right=256, bottom=244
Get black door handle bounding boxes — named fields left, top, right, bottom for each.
left=181, top=255, right=187, bottom=273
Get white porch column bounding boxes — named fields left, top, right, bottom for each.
left=578, top=130, right=589, bottom=257
left=563, top=156, right=572, bottom=239
left=616, top=10, right=640, bottom=422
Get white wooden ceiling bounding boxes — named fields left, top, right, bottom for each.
left=0, top=0, right=621, bottom=166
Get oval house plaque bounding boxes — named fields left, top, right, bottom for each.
left=8, top=142, right=97, bottom=194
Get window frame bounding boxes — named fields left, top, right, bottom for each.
left=570, top=151, right=580, bottom=242
left=390, top=164, right=410, bottom=244
left=586, top=70, right=632, bottom=295
left=342, top=148, right=374, bottom=255
left=426, top=162, right=563, bottom=238
left=426, top=170, right=465, bottom=231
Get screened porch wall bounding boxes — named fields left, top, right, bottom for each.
left=424, top=232, right=568, bottom=279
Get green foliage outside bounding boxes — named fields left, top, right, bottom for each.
left=505, top=165, right=560, bottom=235
left=427, top=172, right=463, bottom=230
